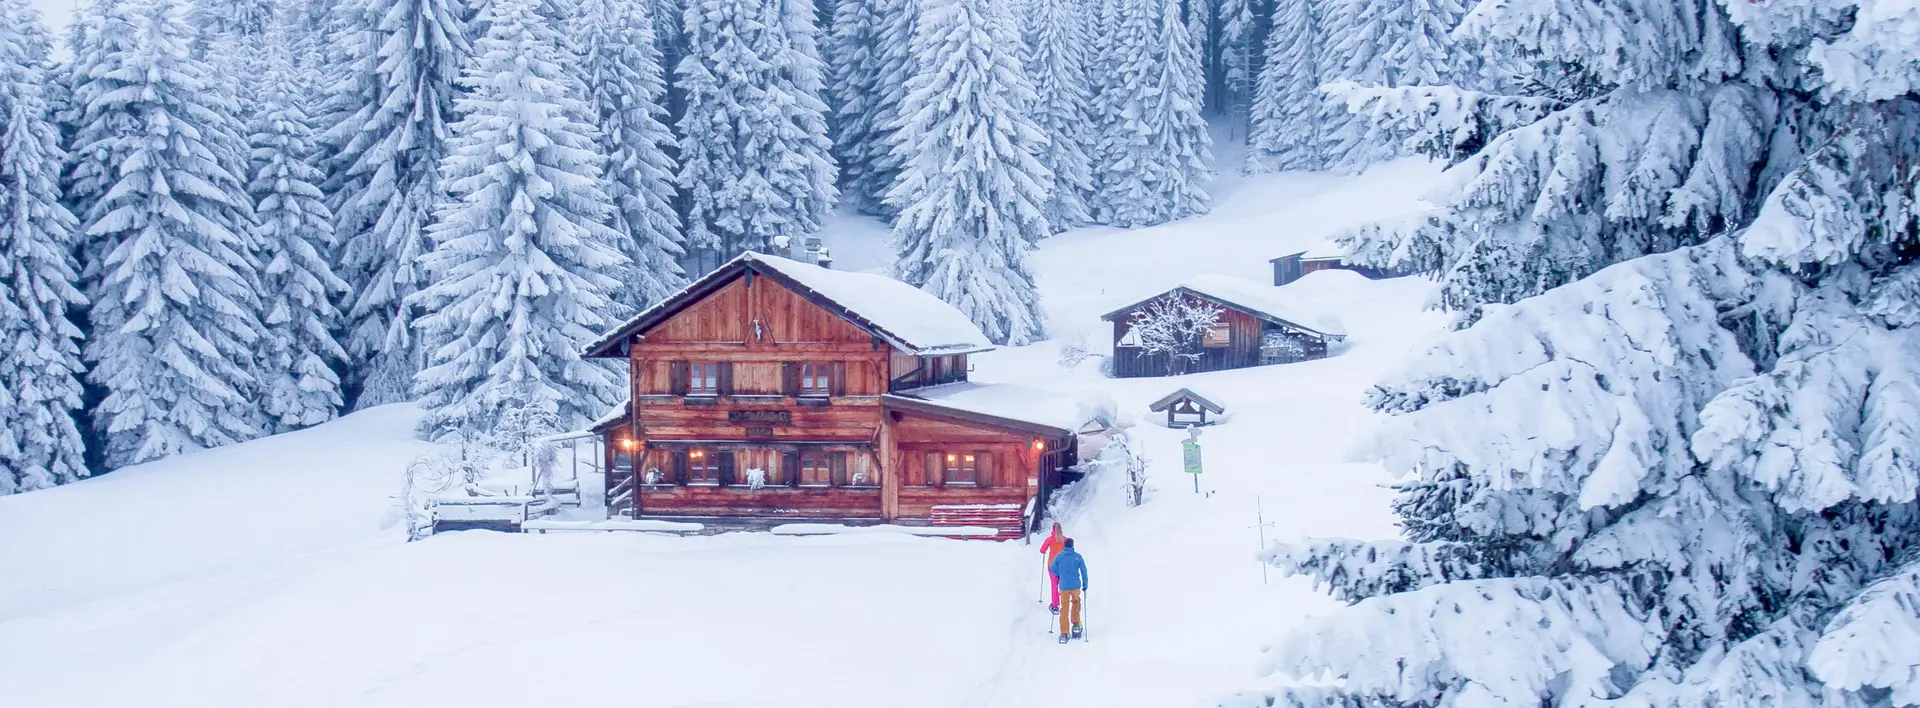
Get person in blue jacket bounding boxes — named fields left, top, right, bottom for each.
left=1049, top=538, right=1088, bottom=642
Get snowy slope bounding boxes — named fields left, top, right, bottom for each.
left=1, top=159, right=1446, bottom=708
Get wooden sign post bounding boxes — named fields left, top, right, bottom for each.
left=1182, top=425, right=1203, bottom=493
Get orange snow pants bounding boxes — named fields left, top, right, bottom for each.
left=1058, top=590, right=1083, bottom=637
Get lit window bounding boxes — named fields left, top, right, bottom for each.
left=687, top=448, right=718, bottom=483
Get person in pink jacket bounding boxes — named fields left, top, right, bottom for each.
left=1039, top=522, right=1066, bottom=614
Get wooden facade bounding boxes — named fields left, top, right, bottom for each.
left=1103, top=279, right=1344, bottom=378
left=584, top=254, right=1077, bottom=538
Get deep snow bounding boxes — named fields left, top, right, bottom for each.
left=1, top=158, right=1447, bottom=708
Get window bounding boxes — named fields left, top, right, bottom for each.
left=798, top=450, right=833, bottom=486
left=926, top=450, right=989, bottom=486
left=800, top=363, right=832, bottom=397
left=688, top=362, right=719, bottom=395
left=1202, top=322, right=1231, bottom=348
left=687, top=448, right=718, bottom=484
left=946, top=452, right=978, bottom=485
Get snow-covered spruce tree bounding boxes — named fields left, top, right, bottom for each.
left=1243, top=0, right=1330, bottom=173
left=76, top=1, right=267, bottom=469
left=1212, top=0, right=1255, bottom=119
left=249, top=37, right=349, bottom=432
left=0, top=0, right=88, bottom=494
left=885, top=0, right=1048, bottom=346
left=62, top=0, right=141, bottom=244
left=1080, top=0, right=1121, bottom=218
left=1228, top=3, right=1920, bottom=705
left=857, top=0, right=918, bottom=219
left=1094, top=0, right=1212, bottom=228
left=574, top=0, right=686, bottom=309
left=1315, top=0, right=1468, bottom=171
left=318, top=0, right=469, bottom=407
left=1334, top=0, right=1803, bottom=324
left=676, top=0, right=837, bottom=272
left=1022, top=0, right=1095, bottom=232
left=411, top=0, right=627, bottom=438
left=825, top=0, right=885, bottom=214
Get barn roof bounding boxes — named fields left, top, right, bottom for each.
left=1101, top=274, right=1348, bottom=339
left=883, top=383, right=1082, bottom=437
left=1148, top=388, right=1224, bottom=414
left=582, top=252, right=994, bottom=358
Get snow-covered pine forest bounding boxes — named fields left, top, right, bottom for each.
left=4, top=0, right=1920, bottom=702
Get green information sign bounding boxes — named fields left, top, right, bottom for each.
left=1182, top=441, right=1202, bottom=474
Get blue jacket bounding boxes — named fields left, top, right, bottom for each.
left=1050, top=548, right=1088, bottom=591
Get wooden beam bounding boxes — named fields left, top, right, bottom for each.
left=879, top=417, right=899, bottom=522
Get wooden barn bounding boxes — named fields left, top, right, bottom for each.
left=1269, top=241, right=1410, bottom=286
left=1103, top=275, right=1345, bottom=378
left=580, top=252, right=1082, bottom=539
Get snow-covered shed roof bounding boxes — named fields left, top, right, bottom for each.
left=1269, top=240, right=1346, bottom=262
left=1101, top=274, right=1348, bottom=339
left=1148, top=387, right=1224, bottom=414
left=882, top=383, right=1086, bottom=437
left=583, top=252, right=994, bottom=358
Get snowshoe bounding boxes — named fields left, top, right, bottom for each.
left=1071, top=625, right=1083, bottom=639
left=1057, top=634, right=1070, bottom=644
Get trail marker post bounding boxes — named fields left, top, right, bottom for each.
left=1182, top=425, right=1203, bottom=494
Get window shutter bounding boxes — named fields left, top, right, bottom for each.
left=829, top=362, right=847, bottom=395
left=717, top=362, right=734, bottom=395
left=782, top=362, right=799, bottom=396
left=672, top=450, right=688, bottom=484
left=926, top=452, right=942, bottom=488
left=782, top=450, right=800, bottom=487
left=830, top=452, right=848, bottom=487
left=669, top=361, right=689, bottom=395
left=976, top=451, right=993, bottom=488
left=717, top=451, right=736, bottom=486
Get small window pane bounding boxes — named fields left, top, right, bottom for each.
left=799, top=450, right=832, bottom=486
left=689, top=362, right=719, bottom=395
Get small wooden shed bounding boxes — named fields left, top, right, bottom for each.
left=1149, top=388, right=1223, bottom=427
left=1103, top=275, right=1346, bottom=378
left=1270, top=241, right=1410, bottom=286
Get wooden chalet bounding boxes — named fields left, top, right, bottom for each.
left=1103, top=275, right=1346, bottom=378
left=581, top=252, right=1081, bottom=539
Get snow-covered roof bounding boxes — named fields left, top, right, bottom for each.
left=583, top=252, right=994, bottom=357
left=1103, top=274, right=1347, bottom=339
left=1148, top=387, right=1225, bottom=413
left=589, top=401, right=629, bottom=431
left=1301, top=239, right=1346, bottom=260
left=884, top=383, right=1088, bottom=435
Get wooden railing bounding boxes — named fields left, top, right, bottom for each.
left=607, top=474, right=636, bottom=519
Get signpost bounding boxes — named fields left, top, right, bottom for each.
left=1182, top=425, right=1203, bottom=493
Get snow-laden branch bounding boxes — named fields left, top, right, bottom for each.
left=1264, top=538, right=1502, bottom=603
left=1809, top=557, right=1920, bottom=704
left=1321, top=80, right=1561, bottom=164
